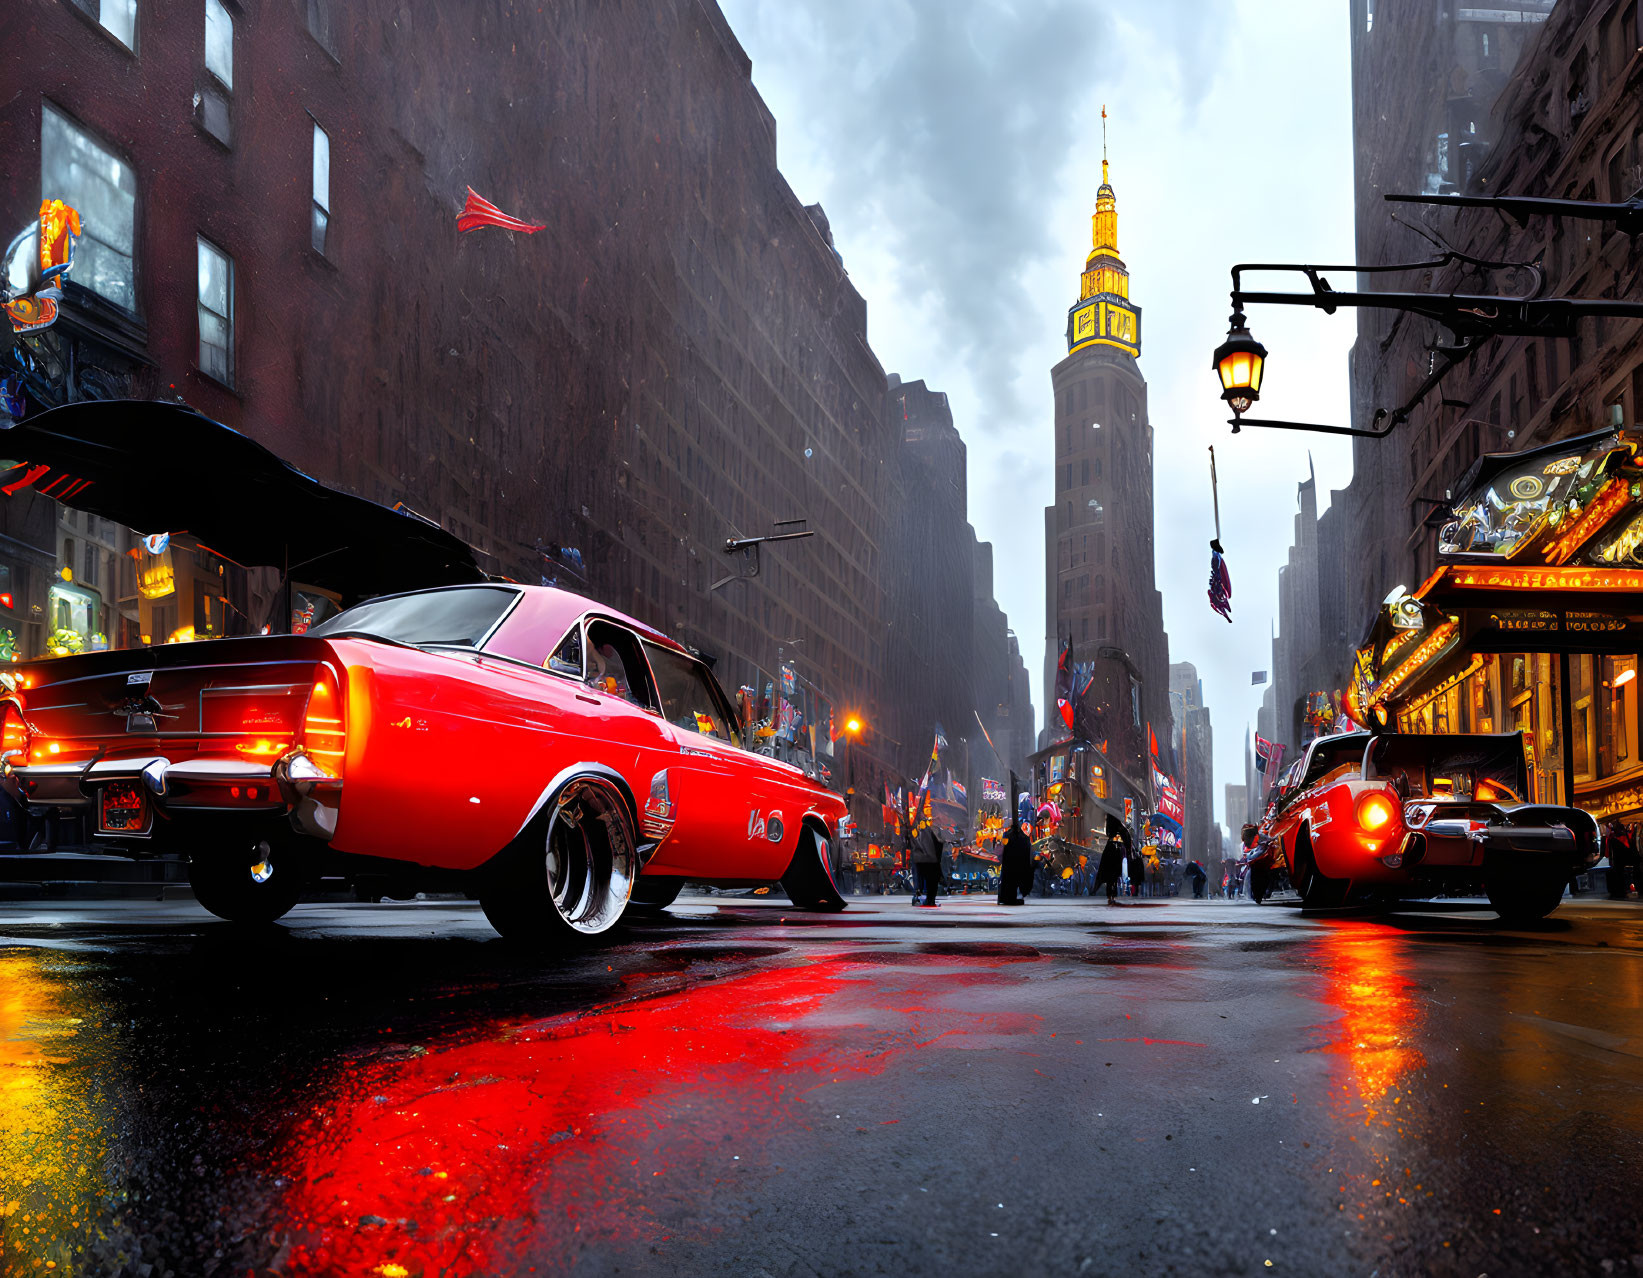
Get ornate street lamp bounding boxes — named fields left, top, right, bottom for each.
left=1210, top=192, right=1643, bottom=439
left=1211, top=309, right=1267, bottom=429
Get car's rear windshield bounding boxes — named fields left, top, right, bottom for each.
left=310, top=586, right=518, bottom=647
left=1367, top=734, right=1529, bottom=801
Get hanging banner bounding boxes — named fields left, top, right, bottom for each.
left=980, top=777, right=1008, bottom=804
left=1208, top=543, right=1232, bottom=623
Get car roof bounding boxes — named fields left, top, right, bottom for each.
left=345, top=582, right=693, bottom=658
left=510, top=585, right=691, bottom=655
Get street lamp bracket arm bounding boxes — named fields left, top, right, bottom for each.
left=1385, top=191, right=1643, bottom=237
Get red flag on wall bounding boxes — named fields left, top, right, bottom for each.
left=456, top=187, right=545, bottom=234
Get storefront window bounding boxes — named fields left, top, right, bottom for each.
left=47, top=579, right=102, bottom=655
left=1469, top=661, right=1495, bottom=733
left=1602, top=656, right=1638, bottom=776
left=1573, top=655, right=1594, bottom=782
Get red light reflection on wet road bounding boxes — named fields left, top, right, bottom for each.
left=274, top=952, right=1034, bottom=1277
left=1312, top=925, right=1425, bottom=1120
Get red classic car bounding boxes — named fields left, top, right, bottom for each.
left=0, top=582, right=849, bottom=940
left=1247, top=729, right=1600, bottom=919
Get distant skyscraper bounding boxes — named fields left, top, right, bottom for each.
left=1043, top=126, right=1170, bottom=786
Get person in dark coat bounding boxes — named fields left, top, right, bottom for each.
left=1126, top=846, right=1145, bottom=898
left=1185, top=859, right=1208, bottom=899
left=1606, top=818, right=1636, bottom=899
left=1095, top=815, right=1127, bottom=906
left=911, top=822, right=943, bottom=907
left=998, top=819, right=1033, bottom=905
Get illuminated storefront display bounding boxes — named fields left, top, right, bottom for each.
left=46, top=577, right=102, bottom=655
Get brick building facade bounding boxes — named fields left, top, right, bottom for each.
left=0, top=0, right=1029, bottom=839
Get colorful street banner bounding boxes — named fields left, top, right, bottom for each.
left=980, top=777, right=1007, bottom=804
left=1255, top=734, right=1286, bottom=797
left=1157, top=777, right=1186, bottom=825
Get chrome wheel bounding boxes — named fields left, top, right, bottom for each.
left=482, top=777, right=636, bottom=943
left=542, top=780, right=634, bottom=934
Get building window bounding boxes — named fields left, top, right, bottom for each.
left=196, top=236, right=233, bottom=386
left=1081, top=458, right=1089, bottom=485
left=70, top=0, right=136, bottom=50
left=83, top=542, right=97, bottom=587
left=199, top=0, right=234, bottom=143
left=204, top=0, right=233, bottom=87
left=311, top=121, right=331, bottom=255
left=41, top=103, right=138, bottom=311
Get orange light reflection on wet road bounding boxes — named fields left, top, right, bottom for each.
left=0, top=952, right=109, bottom=1277
left=1313, top=925, right=1426, bottom=1122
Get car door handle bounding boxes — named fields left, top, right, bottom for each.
left=575, top=693, right=601, bottom=705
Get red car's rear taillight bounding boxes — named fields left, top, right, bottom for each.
left=300, top=666, right=346, bottom=779
left=1356, top=791, right=1398, bottom=832
left=0, top=701, right=27, bottom=763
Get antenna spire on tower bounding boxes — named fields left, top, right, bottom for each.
left=1101, top=104, right=1109, bottom=185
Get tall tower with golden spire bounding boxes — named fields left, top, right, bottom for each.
left=1042, top=108, right=1169, bottom=803
left=1067, top=107, right=1142, bottom=358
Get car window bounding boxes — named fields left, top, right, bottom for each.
left=1367, top=734, right=1529, bottom=801
left=310, top=585, right=518, bottom=646
left=643, top=640, right=733, bottom=743
left=583, top=620, right=655, bottom=709
left=1299, top=736, right=1367, bottom=791
left=546, top=626, right=583, bottom=677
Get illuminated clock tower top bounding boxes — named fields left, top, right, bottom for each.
left=1067, top=109, right=1141, bottom=359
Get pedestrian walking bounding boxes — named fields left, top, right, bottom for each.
left=998, top=818, right=1033, bottom=906
left=911, top=821, right=943, bottom=908
left=1126, top=846, right=1145, bottom=898
left=1185, top=859, right=1207, bottom=898
left=1239, top=823, right=1266, bottom=903
left=1096, top=815, right=1127, bottom=906
left=1606, top=817, right=1637, bottom=899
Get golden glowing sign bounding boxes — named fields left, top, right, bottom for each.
left=138, top=547, right=175, bottom=600
left=1072, top=303, right=1097, bottom=346
left=1447, top=565, right=1643, bottom=592
left=1542, top=476, right=1630, bottom=564
left=1400, top=654, right=1485, bottom=719
left=1067, top=299, right=1140, bottom=358
left=1369, top=619, right=1460, bottom=708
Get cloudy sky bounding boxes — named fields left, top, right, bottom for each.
left=720, top=0, right=1360, bottom=827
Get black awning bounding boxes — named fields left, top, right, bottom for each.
left=2, top=400, right=485, bottom=599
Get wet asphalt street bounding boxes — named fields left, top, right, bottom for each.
left=3, top=893, right=1643, bottom=1278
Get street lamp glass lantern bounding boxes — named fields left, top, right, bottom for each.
left=1212, top=317, right=1267, bottom=416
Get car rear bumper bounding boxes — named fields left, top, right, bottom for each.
left=7, top=749, right=340, bottom=843
left=1319, top=819, right=1599, bottom=887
